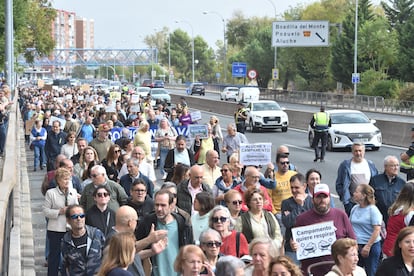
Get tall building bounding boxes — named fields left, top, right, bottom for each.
left=75, top=17, right=95, bottom=49
left=52, top=9, right=76, bottom=49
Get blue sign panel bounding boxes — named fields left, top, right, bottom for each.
left=232, top=62, right=247, bottom=78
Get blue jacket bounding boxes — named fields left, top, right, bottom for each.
left=336, top=158, right=378, bottom=205
left=61, top=225, right=105, bottom=276
left=119, top=173, right=153, bottom=198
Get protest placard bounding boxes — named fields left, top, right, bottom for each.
left=291, top=221, right=336, bottom=260
left=190, top=110, right=202, bottom=122
left=188, top=124, right=209, bottom=139
left=239, top=143, right=272, bottom=166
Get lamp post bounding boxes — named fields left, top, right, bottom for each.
left=353, top=0, right=359, bottom=97
left=203, top=11, right=227, bottom=83
left=168, top=33, right=171, bottom=83
left=175, top=20, right=195, bottom=84
left=266, top=0, right=278, bottom=89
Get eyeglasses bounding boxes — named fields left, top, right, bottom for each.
left=212, top=216, right=228, bottom=223
left=133, top=189, right=146, bottom=193
left=70, top=213, right=85, bottom=220
left=232, top=200, right=243, bottom=205
left=97, top=192, right=109, bottom=198
left=280, top=161, right=290, bottom=165
left=220, top=169, right=229, bottom=173
left=202, top=241, right=222, bottom=248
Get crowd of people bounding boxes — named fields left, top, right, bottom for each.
left=16, top=83, right=414, bottom=276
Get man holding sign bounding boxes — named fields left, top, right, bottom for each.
left=291, top=184, right=355, bottom=276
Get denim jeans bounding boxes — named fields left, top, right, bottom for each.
left=47, top=230, right=65, bottom=276
left=0, top=123, right=6, bottom=153
left=159, top=147, right=170, bottom=176
left=358, top=241, right=381, bottom=276
left=34, top=144, right=46, bottom=169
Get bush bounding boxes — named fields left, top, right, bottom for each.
left=398, top=83, right=414, bottom=102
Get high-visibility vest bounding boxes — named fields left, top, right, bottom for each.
left=401, top=155, right=414, bottom=170
left=235, top=108, right=246, bottom=121
left=314, top=112, right=330, bottom=126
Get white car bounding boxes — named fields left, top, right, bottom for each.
left=220, top=87, right=239, bottom=101
left=308, top=109, right=382, bottom=151
left=134, top=87, right=151, bottom=98
left=149, top=88, right=171, bottom=106
left=246, top=100, right=289, bottom=132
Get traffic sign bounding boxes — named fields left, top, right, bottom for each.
left=272, top=68, right=279, bottom=80
left=272, top=21, right=330, bottom=47
left=248, top=69, right=257, bottom=79
left=232, top=62, right=247, bottom=78
left=352, top=73, right=360, bottom=84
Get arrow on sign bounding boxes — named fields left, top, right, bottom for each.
left=315, top=32, right=325, bottom=43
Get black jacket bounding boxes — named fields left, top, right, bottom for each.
left=376, top=255, right=410, bottom=276
left=163, top=148, right=195, bottom=181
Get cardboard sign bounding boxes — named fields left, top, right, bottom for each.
left=190, top=110, right=202, bottom=122
left=239, top=143, right=272, bottom=166
left=291, top=221, right=336, bottom=260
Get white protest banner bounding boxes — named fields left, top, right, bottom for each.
left=131, top=94, right=140, bottom=103
left=291, top=221, right=336, bottom=260
left=129, top=104, right=140, bottom=113
left=187, top=124, right=208, bottom=139
left=239, top=143, right=272, bottom=166
left=190, top=110, right=202, bottom=122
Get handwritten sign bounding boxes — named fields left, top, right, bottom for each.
left=190, top=110, right=202, bottom=122
left=291, top=221, right=336, bottom=260
left=239, top=143, right=272, bottom=166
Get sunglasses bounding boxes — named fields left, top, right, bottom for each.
left=202, top=241, right=222, bottom=248
left=97, top=192, right=109, bottom=198
left=280, top=161, right=290, bottom=165
left=70, top=213, right=85, bottom=220
left=212, top=216, right=228, bottom=223
left=114, top=150, right=121, bottom=153
left=232, top=200, right=242, bottom=205
left=220, top=169, right=229, bottom=173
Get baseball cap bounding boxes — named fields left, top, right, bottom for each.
left=314, top=183, right=330, bottom=197
left=98, top=123, right=110, bottom=132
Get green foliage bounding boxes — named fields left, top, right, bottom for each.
left=370, top=79, right=399, bottom=98
left=398, top=83, right=414, bottom=101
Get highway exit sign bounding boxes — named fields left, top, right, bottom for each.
left=272, top=21, right=329, bottom=47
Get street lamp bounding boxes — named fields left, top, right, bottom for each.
left=203, top=11, right=227, bottom=83
left=265, top=0, right=278, bottom=89
left=175, top=20, right=195, bottom=84
left=168, top=33, right=171, bottom=83
left=353, top=0, right=359, bottom=96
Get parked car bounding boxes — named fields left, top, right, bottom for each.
left=246, top=100, right=289, bottom=132
left=152, top=80, right=165, bottom=88
left=220, top=87, right=239, bottom=101
left=141, top=79, right=152, bottom=87
left=188, top=82, right=205, bottom=95
left=307, top=109, right=382, bottom=151
left=149, top=88, right=171, bottom=105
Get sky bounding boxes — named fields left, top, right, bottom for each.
left=52, top=0, right=321, bottom=49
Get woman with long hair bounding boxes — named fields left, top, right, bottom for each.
left=101, top=144, right=122, bottom=182
left=192, top=192, right=216, bottom=244
left=349, top=184, right=382, bottom=276
left=74, top=146, right=99, bottom=180
left=382, top=181, right=414, bottom=257
left=171, top=163, right=190, bottom=185
left=97, top=232, right=136, bottom=276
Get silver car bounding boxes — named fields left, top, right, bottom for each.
left=220, top=87, right=239, bottom=101
left=149, top=88, right=171, bottom=106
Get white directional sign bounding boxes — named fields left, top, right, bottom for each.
left=272, top=21, right=329, bottom=47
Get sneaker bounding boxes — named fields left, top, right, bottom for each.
left=162, top=173, right=168, bottom=180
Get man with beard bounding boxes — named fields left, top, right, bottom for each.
left=291, top=184, right=356, bottom=276
left=135, top=189, right=193, bottom=276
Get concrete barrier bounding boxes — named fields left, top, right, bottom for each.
left=171, top=94, right=412, bottom=148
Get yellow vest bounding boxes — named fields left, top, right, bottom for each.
left=314, top=112, right=329, bottom=126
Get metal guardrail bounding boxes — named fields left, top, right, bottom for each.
left=170, top=83, right=414, bottom=116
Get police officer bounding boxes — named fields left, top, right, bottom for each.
left=400, top=126, right=414, bottom=180
left=310, top=105, right=331, bottom=162
left=234, top=101, right=247, bottom=134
